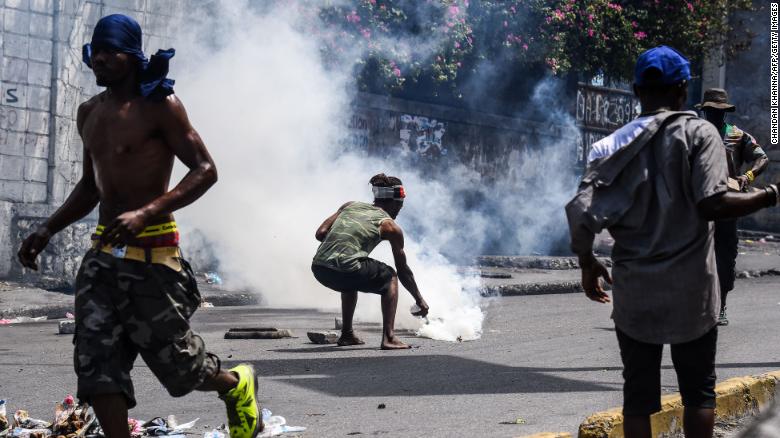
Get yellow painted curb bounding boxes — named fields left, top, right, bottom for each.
left=578, top=370, right=780, bottom=438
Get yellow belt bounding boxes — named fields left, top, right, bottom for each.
left=91, top=241, right=183, bottom=272
left=94, top=221, right=178, bottom=238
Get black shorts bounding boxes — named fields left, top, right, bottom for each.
left=311, top=259, right=395, bottom=295
left=616, top=327, right=717, bottom=416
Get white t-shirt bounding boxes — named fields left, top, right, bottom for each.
left=587, top=116, right=653, bottom=163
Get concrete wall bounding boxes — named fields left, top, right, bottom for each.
left=350, top=92, right=579, bottom=183
left=0, top=0, right=182, bottom=282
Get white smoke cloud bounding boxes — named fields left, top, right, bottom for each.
left=170, top=1, right=579, bottom=342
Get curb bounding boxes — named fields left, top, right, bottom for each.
left=0, top=292, right=259, bottom=319
left=476, top=256, right=611, bottom=270
left=578, top=370, right=780, bottom=438
left=482, top=280, right=584, bottom=297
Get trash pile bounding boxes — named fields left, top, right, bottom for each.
left=0, top=395, right=96, bottom=438
left=0, top=398, right=306, bottom=438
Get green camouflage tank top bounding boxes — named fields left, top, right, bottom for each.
left=312, top=202, right=392, bottom=272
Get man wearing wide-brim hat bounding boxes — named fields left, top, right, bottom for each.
left=697, top=88, right=769, bottom=327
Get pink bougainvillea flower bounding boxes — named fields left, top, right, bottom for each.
left=634, top=31, right=647, bottom=39
left=455, top=41, right=461, bottom=48
left=393, top=67, right=401, bottom=77
left=687, top=2, right=694, bottom=11
left=346, top=11, right=361, bottom=23
left=522, top=43, right=528, bottom=50
left=449, top=5, right=460, bottom=15
left=588, top=28, right=594, bottom=37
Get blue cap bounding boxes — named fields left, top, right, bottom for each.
left=634, top=45, right=691, bottom=86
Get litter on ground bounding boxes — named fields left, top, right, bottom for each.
left=0, top=398, right=305, bottom=437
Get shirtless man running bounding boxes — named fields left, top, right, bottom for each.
left=17, top=15, right=261, bottom=438
left=312, top=173, right=429, bottom=350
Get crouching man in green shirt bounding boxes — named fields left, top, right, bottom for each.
left=312, top=173, right=429, bottom=350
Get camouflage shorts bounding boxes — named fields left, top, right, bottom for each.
left=73, top=249, right=219, bottom=408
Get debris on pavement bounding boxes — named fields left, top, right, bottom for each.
left=0, top=317, right=47, bottom=325
left=204, top=272, right=222, bottom=285
left=0, top=397, right=207, bottom=438
left=377, top=404, right=386, bottom=410
left=499, top=417, right=527, bottom=425
left=58, top=321, right=75, bottom=335
left=1, top=400, right=8, bottom=435
left=141, top=415, right=199, bottom=436
left=307, top=331, right=339, bottom=344
left=224, top=328, right=293, bottom=339
left=257, top=408, right=306, bottom=437
left=199, top=301, right=214, bottom=308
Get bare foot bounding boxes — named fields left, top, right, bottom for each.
left=380, top=336, right=411, bottom=350
left=337, top=332, right=365, bottom=346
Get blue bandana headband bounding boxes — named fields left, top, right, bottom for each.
left=82, top=14, right=175, bottom=101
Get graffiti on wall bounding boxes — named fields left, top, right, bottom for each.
left=346, top=113, right=370, bottom=149
left=576, top=84, right=639, bottom=130
left=399, top=114, right=447, bottom=158
left=576, top=83, right=640, bottom=164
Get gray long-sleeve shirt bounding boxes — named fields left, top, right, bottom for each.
left=566, top=111, right=729, bottom=344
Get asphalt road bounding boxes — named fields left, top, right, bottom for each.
left=1, top=276, right=779, bottom=437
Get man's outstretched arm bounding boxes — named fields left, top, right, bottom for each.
left=101, top=96, right=218, bottom=244
left=18, top=104, right=100, bottom=270
left=380, top=220, right=429, bottom=316
left=698, top=185, right=778, bottom=220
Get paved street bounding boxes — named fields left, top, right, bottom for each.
left=1, top=276, right=779, bottom=437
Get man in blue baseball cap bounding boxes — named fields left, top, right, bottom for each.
left=568, top=45, right=780, bottom=438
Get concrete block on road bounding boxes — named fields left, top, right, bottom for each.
left=58, top=319, right=75, bottom=334
left=308, top=331, right=339, bottom=344
left=224, top=328, right=293, bottom=339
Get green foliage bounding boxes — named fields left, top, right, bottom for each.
left=315, top=0, right=754, bottom=92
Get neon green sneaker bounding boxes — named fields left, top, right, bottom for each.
left=220, top=364, right=263, bottom=438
